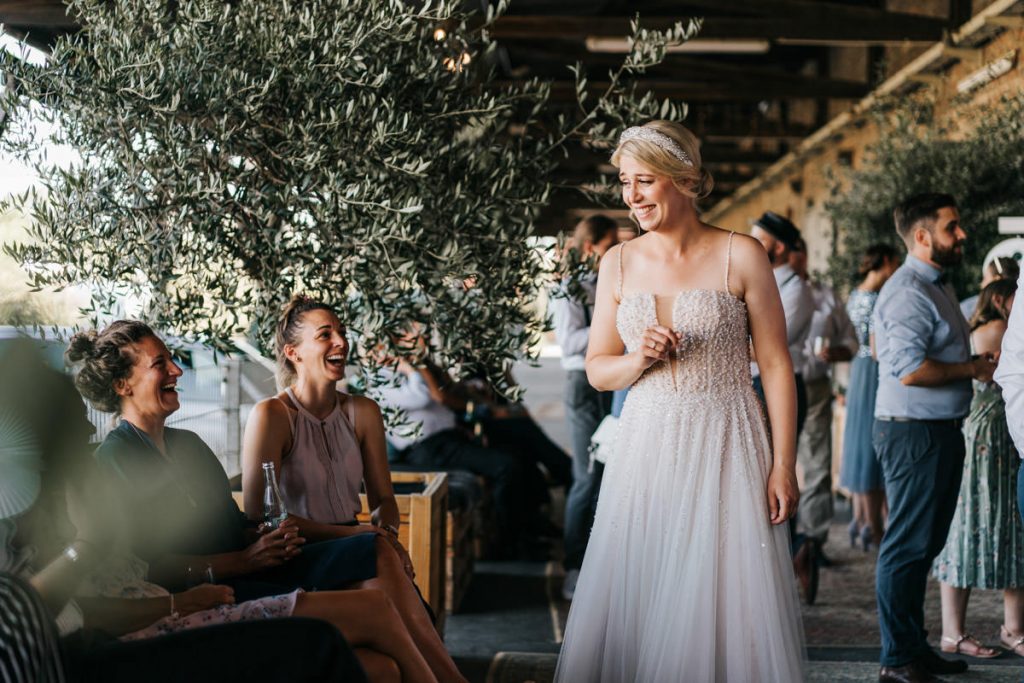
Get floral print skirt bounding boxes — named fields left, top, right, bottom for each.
left=933, top=386, right=1024, bottom=589
left=120, top=589, right=301, bottom=641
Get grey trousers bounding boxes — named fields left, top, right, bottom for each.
left=796, top=376, right=835, bottom=543
left=563, top=369, right=610, bottom=570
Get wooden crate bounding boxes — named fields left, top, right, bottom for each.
left=357, top=471, right=448, bottom=627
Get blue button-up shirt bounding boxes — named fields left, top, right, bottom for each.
left=873, top=254, right=972, bottom=419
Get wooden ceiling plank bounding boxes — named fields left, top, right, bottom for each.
left=490, top=15, right=945, bottom=43
left=638, top=0, right=953, bottom=27
left=494, top=78, right=868, bottom=101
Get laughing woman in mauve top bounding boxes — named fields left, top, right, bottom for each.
left=242, top=295, right=466, bottom=683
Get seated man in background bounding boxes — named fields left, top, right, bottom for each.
left=373, top=352, right=552, bottom=558
left=460, top=368, right=573, bottom=498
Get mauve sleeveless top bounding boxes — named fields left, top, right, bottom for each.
left=277, top=388, right=364, bottom=523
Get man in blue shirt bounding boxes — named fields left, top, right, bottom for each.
left=873, top=193, right=996, bottom=683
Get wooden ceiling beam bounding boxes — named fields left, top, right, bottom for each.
left=504, top=44, right=843, bottom=87
left=0, top=2, right=75, bottom=29
left=493, top=78, right=868, bottom=102
left=639, top=0, right=954, bottom=28
left=490, top=15, right=946, bottom=43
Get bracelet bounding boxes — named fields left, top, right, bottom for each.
left=169, top=594, right=179, bottom=619
left=63, top=545, right=82, bottom=563
left=63, top=539, right=96, bottom=563
left=204, top=564, right=215, bottom=584
left=383, top=524, right=400, bottom=538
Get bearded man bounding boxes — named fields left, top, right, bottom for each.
left=872, top=193, right=997, bottom=683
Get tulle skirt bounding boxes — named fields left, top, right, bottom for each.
left=555, top=388, right=805, bottom=683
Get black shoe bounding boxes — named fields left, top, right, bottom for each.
left=792, top=539, right=819, bottom=605
left=917, top=648, right=968, bottom=675
left=878, top=662, right=943, bottom=683
left=816, top=545, right=835, bottom=568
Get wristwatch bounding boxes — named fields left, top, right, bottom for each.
left=383, top=524, right=400, bottom=537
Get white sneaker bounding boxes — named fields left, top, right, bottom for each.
left=561, top=569, right=580, bottom=601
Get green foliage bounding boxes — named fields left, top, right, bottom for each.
left=0, top=0, right=695, bottom=399
left=826, top=94, right=1024, bottom=297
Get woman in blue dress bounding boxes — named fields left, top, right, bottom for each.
left=840, top=243, right=899, bottom=550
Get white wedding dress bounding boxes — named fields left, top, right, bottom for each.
left=555, top=234, right=805, bottom=682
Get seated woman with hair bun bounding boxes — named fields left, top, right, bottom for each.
left=68, top=321, right=464, bottom=683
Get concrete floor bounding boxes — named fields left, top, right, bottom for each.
left=444, top=358, right=1024, bottom=682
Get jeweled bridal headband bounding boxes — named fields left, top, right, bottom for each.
left=617, top=126, right=693, bottom=167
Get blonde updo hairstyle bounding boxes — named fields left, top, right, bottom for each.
left=610, top=120, right=714, bottom=200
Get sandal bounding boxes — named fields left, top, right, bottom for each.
left=1001, top=625, right=1024, bottom=657
left=940, top=633, right=1001, bottom=659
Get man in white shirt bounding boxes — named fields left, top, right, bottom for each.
left=750, top=211, right=814, bottom=434
left=790, top=239, right=858, bottom=559
left=550, top=214, right=617, bottom=599
left=750, top=210, right=816, bottom=602
left=995, top=271, right=1024, bottom=522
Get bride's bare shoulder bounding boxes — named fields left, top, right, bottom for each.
left=720, top=230, right=770, bottom=269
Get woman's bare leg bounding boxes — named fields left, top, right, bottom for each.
left=852, top=494, right=865, bottom=528
left=355, top=537, right=467, bottom=682
left=1003, top=588, right=1024, bottom=635
left=293, top=589, right=437, bottom=683
left=354, top=649, right=400, bottom=683
left=940, top=582, right=969, bottom=641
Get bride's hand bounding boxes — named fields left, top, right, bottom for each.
left=766, top=466, right=799, bottom=526
left=637, top=325, right=678, bottom=369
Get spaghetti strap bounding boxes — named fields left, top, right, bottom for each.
left=616, top=242, right=625, bottom=302
left=724, top=231, right=735, bottom=297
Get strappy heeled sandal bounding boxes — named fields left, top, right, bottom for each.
left=940, top=633, right=1001, bottom=659
left=1001, top=625, right=1024, bottom=657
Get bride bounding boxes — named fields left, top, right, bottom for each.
left=554, top=121, right=805, bottom=682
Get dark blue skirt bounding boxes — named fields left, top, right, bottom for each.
left=840, top=355, right=884, bottom=492
left=227, top=532, right=377, bottom=603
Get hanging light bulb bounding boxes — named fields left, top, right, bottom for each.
left=433, top=27, right=447, bottom=42
left=461, top=52, right=471, bottom=66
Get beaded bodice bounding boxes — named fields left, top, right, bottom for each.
left=614, top=232, right=753, bottom=404
left=616, top=290, right=751, bottom=401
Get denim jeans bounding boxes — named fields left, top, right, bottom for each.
left=873, top=419, right=965, bottom=667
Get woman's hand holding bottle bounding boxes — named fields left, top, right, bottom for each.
left=244, top=518, right=305, bottom=570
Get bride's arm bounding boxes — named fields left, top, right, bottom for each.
left=735, top=236, right=799, bottom=525
left=585, top=245, right=675, bottom=391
